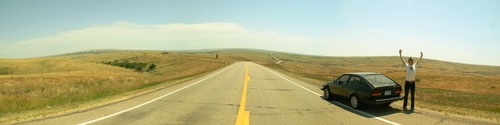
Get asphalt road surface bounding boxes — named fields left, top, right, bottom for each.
left=19, top=62, right=499, bottom=125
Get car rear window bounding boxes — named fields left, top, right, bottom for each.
left=362, top=74, right=397, bottom=87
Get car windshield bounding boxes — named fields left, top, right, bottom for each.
left=362, top=74, right=396, bottom=87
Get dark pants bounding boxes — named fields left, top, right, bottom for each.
left=403, top=81, right=415, bottom=108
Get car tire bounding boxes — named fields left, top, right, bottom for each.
left=350, top=95, right=361, bottom=109
left=324, top=88, right=333, bottom=100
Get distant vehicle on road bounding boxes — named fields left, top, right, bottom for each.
left=321, top=72, right=403, bottom=109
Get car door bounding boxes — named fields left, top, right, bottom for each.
left=343, top=75, right=357, bottom=96
left=332, top=75, right=351, bottom=97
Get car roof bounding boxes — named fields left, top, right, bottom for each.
left=344, top=72, right=381, bottom=76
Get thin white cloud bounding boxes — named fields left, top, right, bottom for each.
left=0, top=22, right=317, bottom=58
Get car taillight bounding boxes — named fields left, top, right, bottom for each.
left=371, top=89, right=381, bottom=97
left=395, top=87, right=402, bottom=94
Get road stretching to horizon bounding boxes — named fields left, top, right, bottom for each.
left=18, top=62, right=498, bottom=125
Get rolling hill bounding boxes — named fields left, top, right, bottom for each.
left=0, top=49, right=499, bottom=123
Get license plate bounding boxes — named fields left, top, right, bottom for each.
left=385, top=90, right=391, bottom=95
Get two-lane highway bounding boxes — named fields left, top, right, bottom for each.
left=19, top=62, right=499, bottom=125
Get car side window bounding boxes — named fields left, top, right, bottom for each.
left=338, top=75, right=350, bottom=85
left=347, top=76, right=357, bottom=86
left=349, top=76, right=368, bottom=89
left=349, top=76, right=361, bottom=87
left=357, top=77, right=371, bottom=90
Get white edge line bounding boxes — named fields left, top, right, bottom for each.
left=257, top=64, right=401, bottom=125
left=78, top=64, right=237, bottom=125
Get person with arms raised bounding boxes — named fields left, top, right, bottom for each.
left=399, top=49, right=423, bottom=110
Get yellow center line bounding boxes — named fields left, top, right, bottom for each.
left=235, top=64, right=250, bottom=125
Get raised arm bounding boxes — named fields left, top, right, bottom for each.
left=399, top=49, right=407, bottom=65
left=416, top=52, right=423, bottom=64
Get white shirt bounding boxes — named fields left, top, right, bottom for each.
left=405, top=63, right=417, bottom=81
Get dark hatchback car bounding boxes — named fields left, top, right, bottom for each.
left=321, top=72, right=403, bottom=109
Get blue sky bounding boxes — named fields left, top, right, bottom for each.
left=0, top=0, right=499, bottom=66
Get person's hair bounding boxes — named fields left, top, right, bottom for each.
left=408, top=57, right=414, bottom=62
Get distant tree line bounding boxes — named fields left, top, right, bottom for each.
left=101, top=60, right=156, bottom=72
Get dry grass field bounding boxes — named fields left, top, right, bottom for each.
left=0, top=50, right=230, bottom=123
left=1, top=49, right=499, bottom=123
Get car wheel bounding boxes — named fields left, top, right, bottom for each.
left=350, top=95, right=360, bottom=109
left=323, top=88, right=333, bottom=100
left=382, top=103, right=392, bottom=107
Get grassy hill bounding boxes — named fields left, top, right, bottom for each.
left=0, top=50, right=231, bottom=123
left=0, top=49, right=499, bottom=122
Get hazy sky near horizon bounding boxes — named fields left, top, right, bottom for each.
left=0, top=0, right=499, bottom=66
